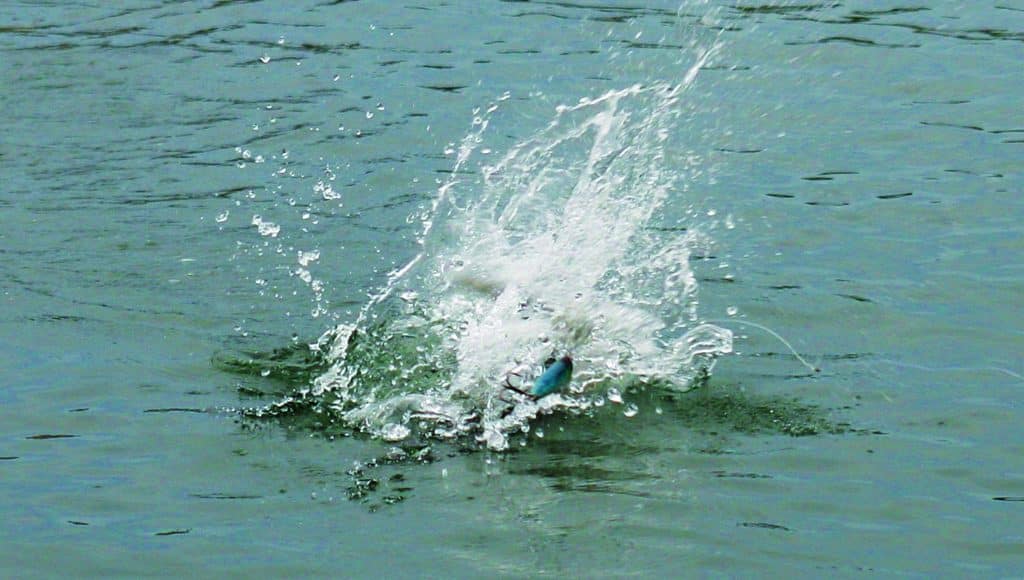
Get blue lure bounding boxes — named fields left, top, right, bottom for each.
left=503, top=355, right=574, bottom=400
left=530, top=355, right=574, bottom=397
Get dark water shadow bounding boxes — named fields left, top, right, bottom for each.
left=216, top=344, right=860, bottom=509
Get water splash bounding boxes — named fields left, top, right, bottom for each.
left=254, top=56, right=733, bottom=450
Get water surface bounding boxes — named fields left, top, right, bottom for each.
left=2, top=1, right=1023, bottom=576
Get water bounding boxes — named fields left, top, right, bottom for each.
left=2, top=1, right=1022, bottom=576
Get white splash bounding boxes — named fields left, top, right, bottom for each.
left=310, top=75, right=732, bottom=450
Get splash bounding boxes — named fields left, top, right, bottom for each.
left=254, top=60, right=733, bottom=450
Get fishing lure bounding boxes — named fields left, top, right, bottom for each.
left=504, top=355, right=573, bottom=400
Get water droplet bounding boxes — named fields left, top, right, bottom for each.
left=298, top=250, right=320, bottom=267
left=607, top=388, right=623, bottom=404
left=260, top=369, right=271, bottom=377
left=314, top=179, right=340, bottom=200
left=727, top=306, right=738, bottom=316
left=381, top=423, right=410, bottom=442
left=251, top=215, right=280, bottom=238
left=259, top=54, right=270, bottom=64
left=365, top=111, right=374, bottom=119
left=215, top=210, right=230, bottom=223
left=623, top=403, right=639, bottom=418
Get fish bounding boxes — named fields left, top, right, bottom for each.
left=504, top=355, right=573, bottom=400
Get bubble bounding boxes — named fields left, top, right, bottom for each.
left=215, top=210, right=230, bottom=223
left=623, top=403, right=639, bottom=418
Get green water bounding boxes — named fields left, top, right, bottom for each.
left=2, top=1, right=1022, bottom=577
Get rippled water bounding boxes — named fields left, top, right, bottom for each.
left=3, top=1, right=1023, bottom=576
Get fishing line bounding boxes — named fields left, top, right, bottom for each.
left=867, top=359, right=1024, bottom=382
left=705, top=318, right=820, bottom=374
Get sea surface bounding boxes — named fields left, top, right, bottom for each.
left=2, top=1, right=1022, bottom=577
